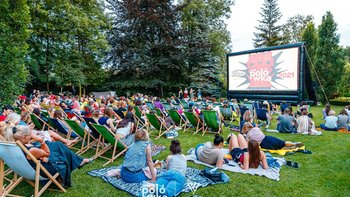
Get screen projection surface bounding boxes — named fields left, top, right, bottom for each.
left=228, top=47, right=299, bottom=91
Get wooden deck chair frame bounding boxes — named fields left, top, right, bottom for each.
left=64, top=119, right=97, bottom=155
left=133, top=106, right=147, bottom=130
left=30, top=113, right=55, bottom=132
left=0, top=141, right=66, bottom=197
left=183, top=111, right=204, bottom=134
left=168, top=109, right=188, bottom=130
left=145, top=113, right=172, bottom=139
left=90, top=123, right=129, bottom=166
left=202, top=110, right=223, bottom=136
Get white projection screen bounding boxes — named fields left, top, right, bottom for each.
left=228, top=47, right=299, bottom=91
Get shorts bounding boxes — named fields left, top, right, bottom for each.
left=230, top=148, right=247, bottom=163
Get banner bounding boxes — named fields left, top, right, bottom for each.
left=228, top=47, right=299, bottom=91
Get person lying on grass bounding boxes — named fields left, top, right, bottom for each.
left=144, top=140, right=187, bottom=197
left=195, top=134, right=224, bottom=168
left=241, top=122, right=303, bottom=150
left=4, top=125, right=91, bottom=187
left=121, top=129, right=156, bottom=183
left=228, top=133, right=268, bottom=170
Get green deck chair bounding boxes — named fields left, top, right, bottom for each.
left=90, top=123, right=129, bottom=166
left=155, top=108, right=165, bottom=117
left=183, top=111, right=204, bottom=134
left=64, top=119, right=97, bottom=155
left=202, top=110, right=223, bottom=135
left=146, top=113, right=171, bottom=139
left=133, top=106, right=147, bottom=129
left=30, top=113, right=57, bottom=133
left=168, top=109, right=187, bottom=130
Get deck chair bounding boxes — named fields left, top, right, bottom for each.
left=133, top=106, right=147, bottom=130
left=30, top=114, right=53, bottom=131
left=0, top=141, right=66, bottom=197
left=90, top=124, right=129, bottom=166
left=146, top=113, right=172, bottom=139
left=64, top=119, right=98, bottom=154
left=243, top=103, right=254, bottom=112
left=82, top=117, right=100, bottom=139
left=220, top=106, right=237, bottom=123
left=49, top=118, right=78, bottom=140
left=180, top=101, right=189, bottom=108
left=145, top=102, right=154, bottom=110
left=168, top=109, right=187, bottom=130
left=183, top=111, right=204, bottom=134
left=163, top=103, right=172, bottom=111
left=239, top=107, right=250, bottom=121
left=255, top=108, right=270, bottom=128
left=202, top=110, right=223, bottom=135
left=155, top=108, right=166, bottom=118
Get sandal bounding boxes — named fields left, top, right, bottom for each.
left=286, top=160, right=299, bottom=168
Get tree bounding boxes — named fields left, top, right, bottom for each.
left=26, top=0, right=109, bottom=93
left=253, top=0, right=283, bottom=48
left=281, top=14, right=313, bottom=44
left=301, top=22, right=318, bottom=64
left=0, top=0, right=30, bottom=105
left=314, top=11, right=345, bottom=99
left=106, top=0, right=184, bottom=96
left=180, top=0, right=233, bottom=96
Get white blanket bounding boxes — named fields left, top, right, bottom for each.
left=186, top=148, right=285, bottom=181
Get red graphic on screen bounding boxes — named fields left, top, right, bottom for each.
left=238, top=51, right=286, bottom=90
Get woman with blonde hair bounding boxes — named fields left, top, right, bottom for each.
left=120, top=129, right=156, bottom=183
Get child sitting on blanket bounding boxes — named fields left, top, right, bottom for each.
left=144, top=140, right=187, bottom=197
left=195, top=134, right=224, bottom=168
left=228, top=133, right=268, bottom=170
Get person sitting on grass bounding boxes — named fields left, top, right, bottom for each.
left=320, top=110, right=338, bottom=131
left=228, top=133, right=268, bottom=170
left=145, top=140, right=187, bottom=197
left=195, top=134, right=224, bottom=168
left=322, top=104, right=332, bottom=119
left=297, top=109, right=322, bottom=135
left=241, top=122, right=303, bottom=150
left=4, top=125, right=92, bottom=187
left=337, top=109, right=350, bottom=131
left=121, top=129, right=156, bottom=183
left=277, top=108, right=297, bottom=133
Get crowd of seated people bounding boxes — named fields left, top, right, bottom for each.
left=1, top=90, right=349, bottom=195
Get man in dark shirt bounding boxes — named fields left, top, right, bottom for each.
left=115, top=101, right=127, bottom=119
left=277, top=108, right=297, bottom=133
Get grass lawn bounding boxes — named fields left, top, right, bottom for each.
left=6, top=105, right=350, bottom=196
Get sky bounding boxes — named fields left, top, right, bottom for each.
left=226, top=0, right=350, bottom=52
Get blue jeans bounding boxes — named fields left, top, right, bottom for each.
left=120, top=167, right=148, bottom=183
left=195, top=144, right=204, bottom=160
left=155, top=170, right=186, bottom=197
left=320, top=124, right=338, bottom=131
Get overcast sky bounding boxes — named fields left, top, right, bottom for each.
left=226, top=0, right=350, bottom=52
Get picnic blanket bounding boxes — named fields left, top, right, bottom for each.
left=87, top=166, right=229, bottom=196
left=151, top=144, right=166, bottom=157
left=261, top=146, right=305, bottom=156
left=186, top=148, right=284, bottom=181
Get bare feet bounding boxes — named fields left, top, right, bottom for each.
left=66, top=139, right=79, bottom=146
left=80, top=158, right=93, bottom=167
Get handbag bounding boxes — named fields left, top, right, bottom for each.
left=201, top=167, right=223, bottom=182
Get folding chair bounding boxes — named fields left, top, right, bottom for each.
left=239, top=107, right=250, bottom=121
left=220, top=106, right=237, bottom=123
left=202, top=110, right=223, bottom=135
left=64, top=119, right=98, bottom=155
left=90, top=124, right=130, bottom=166
left=30, top=114, right=53, bottom=131
left=163, top=103, right=172, bottom=111
left=168, top=109, right=188, bottom=130
left=145, top=102, right=154, bottom=110
left=133, top=106, right=147, bottom=129
left=255, top=108, right=270, bottom=128
left=0, top=141, right=66, bottom=197
left=183, top=111, right=204, bottom=134
left=83, top=117, right=100, bottom=139
left=155, top=108, right=166, bottom=118
left=146, top=113, right=172, bottom=139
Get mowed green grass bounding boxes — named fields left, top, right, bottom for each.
left=7, top=105, right=350, bottom=197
